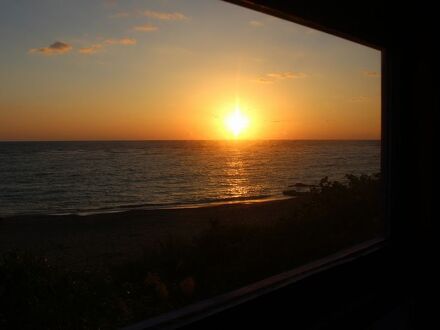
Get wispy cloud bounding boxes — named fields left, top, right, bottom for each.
left=140, top=10, right=188, bottom=21
left=249, top=20, right=264, bottom=27
left=267, top=72, right=307, bottom=79
left=79, top=44, right=103, bottom=55
left=29, top=41, right=72, bottom=56
left=363, top=70, right=380, bottom=77
left=78, top=38, right=136, bottom=55
left=253, top=71, right=308, bottom=84
left=109, top=8, right=188, bottom=22
left=252, top=77, right=274, bottom=84
left=132, top=24, right=158, bottom=32
left=104, top=38, right=137, bottom=45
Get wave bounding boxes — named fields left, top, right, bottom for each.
left=64, top=194, right=289, bottom=216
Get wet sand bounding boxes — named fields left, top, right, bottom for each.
left=0, top=198, right=298, bottom=269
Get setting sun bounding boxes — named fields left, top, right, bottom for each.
left=225, top=107, right=249, bottom=138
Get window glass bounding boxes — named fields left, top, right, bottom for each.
left=0, top=0, right=382, bottom=328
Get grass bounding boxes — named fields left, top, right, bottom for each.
left=0, top=174, right=382, bottom=329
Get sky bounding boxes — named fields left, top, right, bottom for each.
left=0, top=0, right=381, bottom=141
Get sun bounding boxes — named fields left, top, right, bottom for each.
left=225, top=107, right=249, bottom=138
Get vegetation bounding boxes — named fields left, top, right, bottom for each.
left=0, top=174, right=382, bottom=329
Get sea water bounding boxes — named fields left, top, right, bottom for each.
left=0, top=140, right=380, bottom=216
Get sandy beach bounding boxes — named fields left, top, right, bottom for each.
left=0, top=198, right=298, bottom=269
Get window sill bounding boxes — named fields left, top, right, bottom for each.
left=123, top=237, right=386, bottom=330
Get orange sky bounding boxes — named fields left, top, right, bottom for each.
left=0, top=0, right=381, bottom=141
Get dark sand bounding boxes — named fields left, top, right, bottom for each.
left=0, top=198, right=297, bottom=269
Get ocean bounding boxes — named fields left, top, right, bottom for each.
left=0, top=140, right=380, bottom=216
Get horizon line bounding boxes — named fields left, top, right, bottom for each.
left=0, top=138, right=381, bottom=143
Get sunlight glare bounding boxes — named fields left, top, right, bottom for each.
left=225, top=107, right=249, bottom=138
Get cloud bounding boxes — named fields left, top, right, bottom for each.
left=109, top=9, right=188, bottom=21
left=79, top=44, right=103, bottom=55
left=363, top=70, right=380, bottom=77
left=253, top=71, right=308, bottom=84
left=252, top=77, right=274, bottom=84
left=104, top=38, right=137, bottom=45
left=133, top=24, right=158, bottom=32
left=267, top=71, right=307, bottom=79
left=79, top=38, right=137, bottom=55
left=249, top=20, right=264, bottom=27
left=78, top=38, right=136, bottom=55
left=140, top=10, right=187, bottom=20
left=29, top=41, right=72, bottom=55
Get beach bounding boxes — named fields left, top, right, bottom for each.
left=0, top=198, right=299, bottom=270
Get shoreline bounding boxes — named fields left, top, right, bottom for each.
left=0, top=194, right=293, bottom=218
left=68, top=194, right=293, bottom=217
left=0, top=197, right=301, bottom=269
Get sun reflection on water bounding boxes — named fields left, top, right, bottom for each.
left=224, top=151, right=251, bottom=198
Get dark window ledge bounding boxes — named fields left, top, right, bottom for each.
left=123, top=237, right=388, bottom=330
